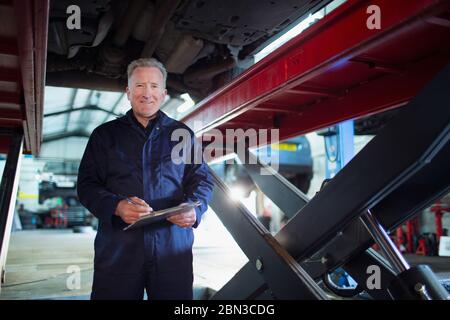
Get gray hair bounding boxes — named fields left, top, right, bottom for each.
left=127, top=58, right=167, bottom=88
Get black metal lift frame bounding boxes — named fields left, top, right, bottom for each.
left=208, top=62, right=450, bottom=300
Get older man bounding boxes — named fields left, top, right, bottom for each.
left=77, top=58, right=214, bottom=300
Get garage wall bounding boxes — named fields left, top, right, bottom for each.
left=16, top=156, right=46, bottom=212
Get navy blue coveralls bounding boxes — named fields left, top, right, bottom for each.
left=77, top=110, right=214, bottom=300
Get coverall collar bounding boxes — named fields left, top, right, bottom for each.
left=121, top=109, right=172, bottom=129
left=119, top=109, right=173, bottom=139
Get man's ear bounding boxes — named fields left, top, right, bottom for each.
left=126, top=86, right=130, bottom=100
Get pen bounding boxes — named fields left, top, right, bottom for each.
left=126, top=197, right=142, bottom=206
left=128, top=197, right=153, bottom=217
left=118, top=194, right=145, bottom=207
left=118, top=194, right=153, bottom=217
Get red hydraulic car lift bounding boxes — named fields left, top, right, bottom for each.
left=181, top=0, right=450, bottom=300
left=182, top=0, right=450, bottom=146
left=0, top=0, right=49, bottom=155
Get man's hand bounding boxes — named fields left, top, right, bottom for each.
left=167, top=204, right=196, bottom=228
left=115, top=197, right=152, bottom=224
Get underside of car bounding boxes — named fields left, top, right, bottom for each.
left=46, top=0, right=331, bottom=101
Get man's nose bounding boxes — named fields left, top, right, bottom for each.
left=142, top=86, right=151, bottom=98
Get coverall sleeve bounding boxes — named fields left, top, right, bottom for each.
left=182, top=134, right=214, bottom=228
left=77, top=129, right=121, bottom=225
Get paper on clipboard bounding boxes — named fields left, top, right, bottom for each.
left=123, top=201, right=201, bottom=231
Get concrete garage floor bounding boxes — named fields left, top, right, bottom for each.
left=0, top=226, right=248, bottom=300
left=1, top=229, right=449, bottom=300
left=0, top=230, right=96, bottom=300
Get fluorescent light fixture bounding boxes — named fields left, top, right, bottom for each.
left=254, top=11, right=324, bottom=63
left=254, top=0, right=346, bottom=63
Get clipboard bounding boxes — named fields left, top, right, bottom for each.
left=123, top=201, right=201, bottom=231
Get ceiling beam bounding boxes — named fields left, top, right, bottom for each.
left=44, top=104, right=121, bottom=118
left=42, top=130, right=90, bottom=143
left=63, top=88, right=78, bottom=132
left=76, top=91, right=95, bottom=132
left=101, top=93, right=125, bottom=123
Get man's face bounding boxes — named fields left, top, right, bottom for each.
left=126, top=66, right=167, bottom=120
